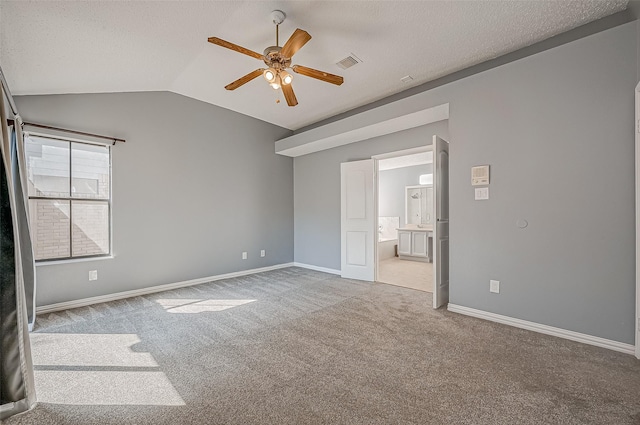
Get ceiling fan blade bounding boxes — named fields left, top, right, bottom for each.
left=292, top=65, right=344, bottom=86
left=281, top=83, right=298, bottom=107
left=225, top=69, right=265, bottom=91
left=208, top=37, right=263, bottom=60
left=280, top=29, right=312, bottom=58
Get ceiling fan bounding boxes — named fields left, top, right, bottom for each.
left=208, top=10, right=343, bottom=107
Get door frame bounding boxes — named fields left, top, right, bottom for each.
left=635, top=82, right=640, bottom=359
left=372, top=145, right=433, bottom=285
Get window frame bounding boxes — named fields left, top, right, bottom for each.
left=25, top=131, right=112, bottom=262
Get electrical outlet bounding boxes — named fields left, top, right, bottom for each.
left=242, top=252, right=248, bottom=260
left=490, top=280, right=500, bottom=293
left=260, top=250, right=265, bottom=257
left=89, top=270, right=98, bottom=281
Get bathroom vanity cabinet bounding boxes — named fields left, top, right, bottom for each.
left=397, top=227, right=432, bottom=262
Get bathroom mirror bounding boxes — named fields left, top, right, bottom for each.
left=406, top=185, right=433, bottom=226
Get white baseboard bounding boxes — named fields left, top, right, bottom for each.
left=293, top=262, right=341, bottom=275
left=36, top=263, right=295, bottom=315
left=447, top=304, right=636, bottom=356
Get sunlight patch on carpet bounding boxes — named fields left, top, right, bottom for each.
left=31, top=333, right=157, bottom=367
left=155, top=298, right=256, bottom=313
left=35, top=371, right=185, bottom=405
left=30, top=333, right=184, bottom=406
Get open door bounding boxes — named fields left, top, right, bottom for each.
left=635, top=82, right=640, bottom=359
left=432, top=136, right=450, bottom=308
left=341, top=159, right=375, bottom=281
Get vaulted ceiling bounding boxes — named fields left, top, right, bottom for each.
left=0, top=1, right=629, bottom=130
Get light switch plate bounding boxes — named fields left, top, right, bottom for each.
left=475, top=187, right=489, bottom=200
left=242, top=252, right=248, bottom=260
left=260, top=250, right=265, bottom=257
left=89, top=270, right=98, bottom=281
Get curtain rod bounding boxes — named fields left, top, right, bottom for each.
left=22, top=122, right=125, bottom=145
left=0, top=65, right=20, bottom=119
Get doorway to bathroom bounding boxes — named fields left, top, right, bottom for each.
left=341, top=134, right=449, bottom=306
left=375, top=147, right=434, bottom=292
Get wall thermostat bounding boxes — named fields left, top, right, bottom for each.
left=471, top=165, right=490, bottom=186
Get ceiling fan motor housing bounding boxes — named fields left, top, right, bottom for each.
left=263, top=46, right=291, bottom=70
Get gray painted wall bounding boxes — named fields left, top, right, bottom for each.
left=15, top=92, right=293, bottom=306
left=295, top=9, right=636, bottom=134
left=379, top=164, right=431, bottom=229
left=293, top=22, right=637, bottom=344
left=294, top=122, right=449, bottom=269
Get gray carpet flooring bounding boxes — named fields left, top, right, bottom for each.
left=6, top=267, right=640, bottom=425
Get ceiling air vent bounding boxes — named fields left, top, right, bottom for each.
left=336, top=54, right=361, bottom=70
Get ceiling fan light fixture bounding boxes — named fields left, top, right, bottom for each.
left=263, top=68, right=277, bottom=83
left=208, top=10, right=343, bottom=106
left=281, top=72, right=293, bottom=85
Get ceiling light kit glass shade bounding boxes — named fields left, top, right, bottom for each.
left=263, top=68, right=276, bottom=83
left=264, top=68, right=292, bottom=90
left=281, top=72, right=293, bottom=85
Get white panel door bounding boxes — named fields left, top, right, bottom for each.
left=341, top=159, right=375, bottom=281
left=433, top=136, right=450, bottom=308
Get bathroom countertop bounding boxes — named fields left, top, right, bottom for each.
left=397, top=226, right=433, bottom=232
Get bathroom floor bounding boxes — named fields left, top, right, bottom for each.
left=378, top=257, right=432, bottom=292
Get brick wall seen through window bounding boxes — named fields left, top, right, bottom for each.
left=25, top=135, right=111, bottom=261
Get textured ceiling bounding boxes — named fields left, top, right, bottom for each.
left=0, top=1, right=629, bottom=130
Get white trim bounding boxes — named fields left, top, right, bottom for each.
left=36, top=263, right=294, bottom=314
left=373, top=159, right=380, bottom=282
left=292, top=262, right=341, bottom=275
left=635, top=82, right=640, bottom=359
left=276, top=103, right=449, bottom=157
left=372, top=145, right=433, bottom=160
left=448, top=304, right=636, bottom=356
left=36, top=255, right=114, bottom=267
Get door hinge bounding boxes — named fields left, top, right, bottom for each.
left=637, top=119, right=640, bottom=134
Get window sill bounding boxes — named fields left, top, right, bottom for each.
left=36, top=255, right=114, bottom=267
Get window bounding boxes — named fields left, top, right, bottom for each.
left=25, top=135, right=111, bottom=261
left=419, top=174, right=433, bottom=185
